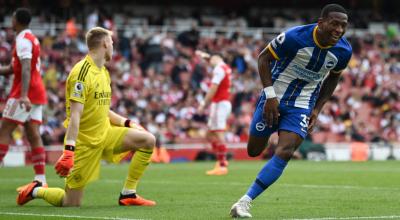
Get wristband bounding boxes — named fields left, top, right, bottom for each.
left=263, top=86, right=277, bottom=99
left=124, top=119, right=131, bottom=128
left=64, top=145, right=75, bottom=152
left=65, top=140, right=76, bottom=146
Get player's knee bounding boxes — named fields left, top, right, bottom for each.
left=248, top=150, right=261, bottom=157
left=63, top=202, right=81, bottom=207
left=62, top=199, right=81, bottom=207
left=143, top=133, right=156, bottom=150
left=274, top=145, right=296, bottom=161
left=247, top=144, right=263, bottom=157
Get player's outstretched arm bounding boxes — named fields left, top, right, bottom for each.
left=308, top=70, right=342, bottom=133
left=0, top=64, right=12, bottom=75
left=258, top=46, right=280, bottom=128
left=55, top=101, right=83, bottom=177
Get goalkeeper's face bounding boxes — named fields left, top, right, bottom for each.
left=104, top=35, right=113, bottom=62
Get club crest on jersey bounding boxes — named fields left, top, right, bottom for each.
left=255, top=122, right=266, bottom=131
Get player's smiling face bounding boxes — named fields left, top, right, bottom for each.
left=319, top=12, right=348, bottom=45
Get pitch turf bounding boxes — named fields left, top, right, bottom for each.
left=1, top=160, right=400, bottom=220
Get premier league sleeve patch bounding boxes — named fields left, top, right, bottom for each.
left=72, top=82, right=85, bottom=98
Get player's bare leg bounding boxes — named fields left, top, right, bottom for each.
left=274, top=131, right=303, bottom=160
left=206, top=131, right=228, bottom=175
left=117, top=128, right=156, bottom=206
left=24, top=122, right=47, bottom=185
left=63, top=187, right=83, bottom=206
left=0, top=120, right=18, bottom=163
left=246, top=135, right=270, bottom=157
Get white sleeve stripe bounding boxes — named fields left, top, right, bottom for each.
left=16, top=38, right=33, bottom=59
left=211, top=66, right=225, bottom=84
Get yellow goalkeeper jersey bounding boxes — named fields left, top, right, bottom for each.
left=64, top=55, right=112, bottom=146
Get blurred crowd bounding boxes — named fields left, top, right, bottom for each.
left=1, top=0, right=399, bottom=29
left=0, top=14, right=399, bottom=147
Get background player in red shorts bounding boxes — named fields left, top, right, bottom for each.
left=197, top=51, right=232, bottom=176
left=0, top=8, right=47, bottom=185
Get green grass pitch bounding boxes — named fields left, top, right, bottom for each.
left=1, top=161, right=400, bottom=219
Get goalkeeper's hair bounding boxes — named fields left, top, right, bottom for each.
left=321, top=4, right=347, bottom=18
left=86, top=27, right=113, bottom=50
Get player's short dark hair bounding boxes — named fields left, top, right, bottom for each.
left=321, top=4, right=347, bottom=18
left=14, top=8, right=31, bottom=26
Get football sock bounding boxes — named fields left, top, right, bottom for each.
left=34, top=187, right=65, bottom=207
left=34, top=175, right=47, bottom=185
left=239, top=194, right=252, bottom=203
left=216, top=143, right=227, bottom=167
left=121, top=189, right=136, bottom=195
left=123, top=148, right=153, bottom=191
left=0, top=144, right=9, bottom=162
left=32, top=147, right=46, bottom=184
left=211, top=141, right=218, bottom=151
left=246, top=155, right=287, bottom=200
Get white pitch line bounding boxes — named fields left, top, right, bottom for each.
left=1, top=178, right=400, bottom=191
left=285, top=215, right=400, bottom=220
left=0, top=212, right=146, bottom=220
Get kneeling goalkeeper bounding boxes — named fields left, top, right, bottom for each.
left=17, top=27, right=156, bottom=207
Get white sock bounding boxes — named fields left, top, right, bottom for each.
left=34, top=175, right=47, bottom=185
left=240, top=195, right=252, bottom=203
left=32, top=187, right=42, bottom=198
left=121, top=188, right=136, bottom=195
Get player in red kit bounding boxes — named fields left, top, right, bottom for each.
left=197, top=51, right=232, bottom=176
left=0, top=8, right=47, bottom=185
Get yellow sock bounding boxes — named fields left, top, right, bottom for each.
left=36, top=187, right=65, bottom=207
left=124, top=148, right=153, bottom=190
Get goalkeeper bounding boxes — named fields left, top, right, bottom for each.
left=17, top=27, right=156, bottom=207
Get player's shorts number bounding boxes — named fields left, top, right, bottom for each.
left=300, top=114, right=309, bottom=131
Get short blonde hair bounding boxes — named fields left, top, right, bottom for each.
left=85, top=27, right=112, bottom=50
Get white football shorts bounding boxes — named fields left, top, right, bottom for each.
left=207, top=100, right=232, bottom=131
left=2, top=98, right=43, bottom=124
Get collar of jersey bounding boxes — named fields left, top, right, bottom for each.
left=16, top=29, right=32, bottom=39
left=313, top=25, right=332, bottom=49
left=85, top=55, right=103, bottom=73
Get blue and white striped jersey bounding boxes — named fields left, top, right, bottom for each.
left=267, top=23, right=352, bottom=110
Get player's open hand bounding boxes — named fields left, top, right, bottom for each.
left=307, top=109, right=319, bottom=133
left=19, top=96, right=32, bottom=112
left=263, top=97, right=280, bottom=128
left=55, top=150, right=74, bottom=177
left=129, top=121, right=146, bottom=131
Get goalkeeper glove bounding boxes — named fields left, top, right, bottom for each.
left=55, top=145, right=75, bottom=177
